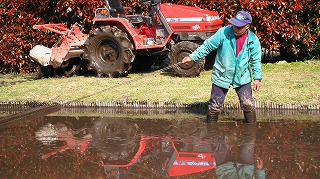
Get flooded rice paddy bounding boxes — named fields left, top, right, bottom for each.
left=0, top=105, right=320, bottom=178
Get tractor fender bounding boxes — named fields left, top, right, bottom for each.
left=93, top=18, right=173, bottom=50
left=93, top=18, right=139, bottom=48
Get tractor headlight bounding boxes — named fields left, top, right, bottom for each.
left=202, top=15, right=220, bottom=22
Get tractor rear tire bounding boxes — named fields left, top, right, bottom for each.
left=83, top=26, right=135, bottom=77
left=168, top=41, right=205, bottom=77
left=91, top=119, right=140, bottom=162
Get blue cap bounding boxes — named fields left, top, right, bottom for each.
left=229, top=11, right=252, bottom=27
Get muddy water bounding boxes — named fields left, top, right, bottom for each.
left=0, top=106, right=320, bottom=178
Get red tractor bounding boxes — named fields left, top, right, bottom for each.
left=30, top=0, right=222, bottom=77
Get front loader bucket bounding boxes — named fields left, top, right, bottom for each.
left=29, top=45, right=52, bottom=66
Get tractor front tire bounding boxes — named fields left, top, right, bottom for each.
left=84, top=26, right=135, bottom=77
left=168, top=41, right=205, bottom=77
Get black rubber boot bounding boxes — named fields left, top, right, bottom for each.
left=243, top=110, right=256, bottom=123
left=206, top=111, right=219, bottom=123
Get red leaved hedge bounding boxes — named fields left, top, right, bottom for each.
left=0, top=0, right=319, bottom=74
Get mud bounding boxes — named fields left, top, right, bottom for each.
left=0, top=106, right=320, bottom=178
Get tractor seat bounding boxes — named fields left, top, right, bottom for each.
left=106, top=0, right=152, bottom=27
left=106, top=0, right=126, bottom=17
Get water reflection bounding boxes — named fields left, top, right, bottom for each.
left=0, top=111, right=320, bottom=178
left=213, top=123, right=265, bottom=178
left=36, top=122, right=92, bottom=159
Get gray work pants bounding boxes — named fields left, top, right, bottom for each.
left=208, top=83, right=255, bottom=112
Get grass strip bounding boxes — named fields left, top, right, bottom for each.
left=0, top=61, right=319, bottom=106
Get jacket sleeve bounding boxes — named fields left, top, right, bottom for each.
left=256, top=168, right=266, bottom=179
left=249, top=33, right=262, bottom=81
left=189, top=28, right=222, bottom=61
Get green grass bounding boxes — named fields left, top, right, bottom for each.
left=256, top=61, right=320, bottom=105
left=0, top=61, right=319, bottom=106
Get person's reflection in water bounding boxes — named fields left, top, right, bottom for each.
left=213, top=123, right=266, bottom=179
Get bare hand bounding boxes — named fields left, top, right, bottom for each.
left=253, top=80, right=261, bottom=92
left=182, top=56, right=192, bottom=63
left=256, top=157, right=264, bottom=170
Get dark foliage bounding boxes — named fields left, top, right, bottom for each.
left=0, top=0, right=319, bottom=74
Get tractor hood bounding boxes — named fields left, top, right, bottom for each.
left=166, top=151, right=216, bottom=177
left=159, top=3, right=222, bottom=25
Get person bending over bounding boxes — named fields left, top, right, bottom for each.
left=182, top=11, right=262, bottom=123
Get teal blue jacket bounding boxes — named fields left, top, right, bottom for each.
left=189, top=25, right=262, bottom=89
left=216, top=162, right=266, bottom=179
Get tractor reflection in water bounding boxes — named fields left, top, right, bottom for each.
left=35, top=123, right=92, bottom=159
left=35, top=118, right=265, bottom=178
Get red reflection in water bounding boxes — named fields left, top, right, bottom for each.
left=0, top=116, right=319, bottom=178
